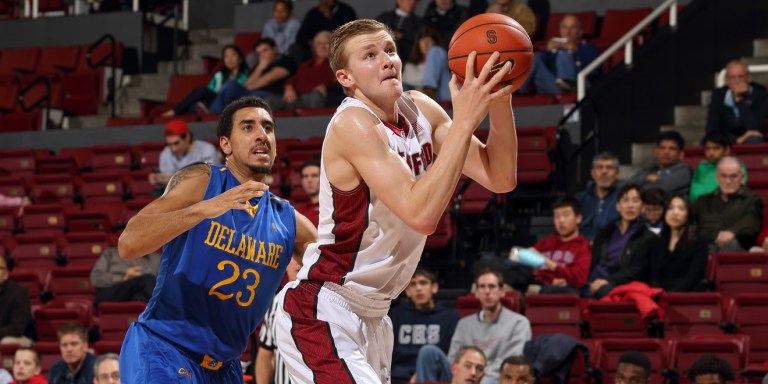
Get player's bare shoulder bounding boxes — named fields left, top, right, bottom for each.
left=327, top=105, right=389, bottom=147
left=405, top=90, right=451, bottom=124
left=164, top=163, right=211, bottom=195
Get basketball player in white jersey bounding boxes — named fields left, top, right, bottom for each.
left=275, top=19, right=519, bottom=383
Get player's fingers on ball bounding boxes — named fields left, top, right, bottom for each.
left=491, top=84, right=514, bottom=99
left=449, top=74, right=459, bottom=95
left=485, top=61, right=511, bottom=90
left=477, top=51, right=499, bottom=82
left=464, top=51, right=477, bottom=82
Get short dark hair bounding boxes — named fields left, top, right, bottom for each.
left=641, top=188, right=666, bottom=206
left=474, top=267, right=504, bottom=287
left=592, top=151, right=620, bottom=168
left=657, top=131, right=685, bottom=150
left=453, top=346, right=486, bottom=364
left=274, top=0, right=293, bottom=12
left=15, top=347, right=41, bottom=367
left=701, top=132, right=731, bottom=148
left=300, top=160, right=320, bottom=175
left=253, top=37, right=277, bottom=51
left=686, top=354, right=735, bottom=382
left=57, top=323, right=88, bottom=342
left=500, top=355, right=533, bottom=373
left=216, top=96, right=274, bottom=139
left=552, top=197, right=582, bottom=216
left=412, top=264, right=436, bottom=283
left=618, top=351, right=651, bottom=379
left=618, top=184, right=642, bottom=201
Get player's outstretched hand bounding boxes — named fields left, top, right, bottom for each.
left=196, top=180, right=269, bottom=219
left=449, top=51, right=514, bottom=132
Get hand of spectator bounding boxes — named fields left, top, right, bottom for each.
left=409, top=374, right=416, bottom=383
left=546, top=39, right=560, bottom=51
left=124, top=266, right=143, bottom=280
left=715, top=230, right=735, bottom=246
left=552, top=278, right=567, bottom=287
left=590, top=278, right=608, bottom=294
left=314, top=84, right=327, bottom=96
left=16, top=196, right=32, bottom=217
left=738, top=130, right=764, bottom=144
left=645, top=173, right=659, bottom=183
left=543, top=258, right=558, bottom=271
left=148, top=172, right=158, bottom=185
left=563, top=40, right=578, bottom=53
left=283, top=86, right=298, bottom=104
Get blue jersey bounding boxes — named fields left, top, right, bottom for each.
left=138, top=164, right=296, bottom=362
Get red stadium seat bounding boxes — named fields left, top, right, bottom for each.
left=454, top=178, right=495, bottom=215
left=0, top=83, right=19, bottom=111
left=61, top=232, right=109, bottom=267
left=20, top=204, right=66, bottom=235
left=0, top=176, right=25, bottom=200
left=517, top=132, right=550, bottom=153
left=526, top=294, right=583, bottom=339
left=424, top=212, right=454, bottom=250
left=132, top=142, right=166, bottom=170
left=29, top=174, right=76, bottom=204
left=663, top=292, right=729, bottom=339
left=79, top=172, right=125, bottom=202
left=8, top=268, right=44, bottom=304
left=34, top=45, right=81, bottom=79
left=35, top=306, right=88, bottom=341
left=125, top=170, right=155, bottom=199
left=712, top=252, right=768, bottom=297
left=10, top=233, right=62, bottom=268
left=0, top=149, right=36, bottom=176
left=0, top=47, right=40, bottom=84
left=588, top=301, right=648, bottom=338
left=0, top=208, right=16, bottom=235
left=97, top=301, right=146, bottom=341
left=139, top=74, right=210, bottom=117
left=729, top=293, right=768, bottom=364
left=90, top=144, right=133, bottom=172
left=676, top=335, right=749, bottom=384
left=58, top=147, right=94, bottom=170
left=455, top=291, right=521, bottom=318
left=33, top=341, right=61, bottom=377
left=518, top=151, right=553, bottom=184
left=592, top=8, right=652, bottom=47
left=598, top=338, right=675, bottom=384
left=47, top=267, right=95, bottom=301
left=234, top=32, right=261, bottom=58
left=93, top=340, right=124, bottom=355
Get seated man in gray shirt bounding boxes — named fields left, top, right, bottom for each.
left=627, top=131, right=692, bottom=196
left=147, top=119, right=220, bottom=192
left=90, top=247, right=161, bottom=305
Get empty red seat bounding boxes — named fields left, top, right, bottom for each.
left=35, top=306, right=87, bottom=341
left=58, top=147, right=93, bottom=170
left=592, top=8, right=652, bottom=47
left=92, top=340, right=124, bottom=355
left=664, top=292, right=729, bottom=339
left=34, top=341, right=62, bottom=376
left=79, top=172, right=125, bottom=202
left=518, top=151, right=553, bottom=184
left=0, top=149, right=36, bottom=176
left=132, top=142, right=165, bottom=170
left=97, top=301, right=146, bottom=341
left=0, top=176, right=25, bottom=200
left=455, top=291, right=521, bottom=318
left=48, top=267, right=95, bottom=301
left=712, top=252, right=768, bottom=297
left=599, top=338, right=675, bottom=384
left=0, top=208, right=16, bottom=235
left=588, top=301, right=648, bottom=338
left=10, top=234, right=61, bottom=268
left=526, top=294, right=583, bottom=339
left=729, top=294, right=768, bottom=363
left=0, top=83, right=19, bottom=111
left=454, top=178, right=495, bottom=215
left=8, top=268, right=44, bottom=304
left=34, top=45, right=82, bottom=79
left=425, top=212, right=454, bottom=250
left=20, top=204, right=66, bottom=235
left=62, top=232, right=109, bottom=267
left=139, top=74, right=211, bottom=117
left=0, top=47, right=40, bottom=84
left=118, top=199, right=152, bottom=227
left=125, top=170, right=155, bottom=199
left=29, top=174, right=76, bottom=204
left=91, top=144, right=133, bottom=172
left=517, top=133, right=549, bottom=153
left=234, top=32, right=261, bottom=58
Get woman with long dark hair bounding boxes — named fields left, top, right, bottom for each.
left=650, top=194, right=708, bottom=291
left=161, top=44, right=249, bottom=117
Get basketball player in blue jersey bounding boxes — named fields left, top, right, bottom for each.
left=116, top=96, right=317, bottom=384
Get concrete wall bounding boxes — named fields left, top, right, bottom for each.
left=0, top=12, right=143, bottom=49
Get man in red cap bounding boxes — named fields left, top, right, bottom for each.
left=148, top=119, right=220, bottom=192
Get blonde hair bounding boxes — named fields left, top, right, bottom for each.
left=330, top=19, right=395, bottom=72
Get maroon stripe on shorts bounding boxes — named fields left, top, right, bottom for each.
left=284, top=281, right=357, bottom=384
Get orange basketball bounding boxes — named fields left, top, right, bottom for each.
left=448, top=13, right=534, bottom=92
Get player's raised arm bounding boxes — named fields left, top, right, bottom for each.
left=118, top=163, right=268, bottom=259
left=292, top=211, right=318, bottom=263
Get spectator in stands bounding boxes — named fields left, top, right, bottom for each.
left=0, top=256, right=32, bottom=347
left=518, top=14, right=599, bottom=94
left=256, top=258, right=301, bottom=384
left=266, top=31, right=335, bottom=111
left=706, top=59, right=768, bottom=145
left=422, top=0, right=469, bottom=49
left=402, top=27, right=433, bottom=92
left=616, top=351, right=651, bottom=384
left=0, top=194, right=31, bottom=217
left=262, top=0, right=301, bottom=55
left=641, top=188, right=666, bottom=235
left=498, top=356, right=534, bottom=384
left=147, top=120, right=220, bottom=193
left=376, top=0, right=422, bottom=63
left=293, top=0, right=357, bottom=63
left=90, top=246, right=160, bottom=305
left=419, top=28, right=451, bottom=102
left=294, top=161, right=321, bottom=227
left=11, top=347, right=46, bottom=384
left=526, top=197, right=591, bottom=295
left=575, top=152, right=621, bottom=241
left=650, top=194, right=708, bottom=292
left=416, top=269, right=531, bottom=383
left=693, top=156, right=764, bottom=252
left=48, top=324, right=95, bottom=384
left=588, top=184, right=660, bottom=299
left=204, top=38, right=297, bottom=114
left=92, top=354, right=119, bottom=384
left=416, top=346, right=486, bottom=384
left=486, top=0, right=536, bottom=36
left=390, top=265, right=460, bottom=384
left=628, top=131, right=692, bottom=196
left=690, top=133, right=748, bottom=202
left=686, top=355, right=735, bottom=384
left=160, top=45, right=250, bottom=118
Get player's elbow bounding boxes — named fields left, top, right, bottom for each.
left=117, top=234, right=141, bottom=260
left=488, top=175, right=518, bottom=194
left=408, top=216, right=440, bottom=235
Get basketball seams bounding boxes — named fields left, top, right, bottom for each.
left=447, top=50, right=533, bottom=61
left=448, top=21, right=530, bottom=50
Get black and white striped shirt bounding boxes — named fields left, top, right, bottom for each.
left=260, top=298, right=292, bottom=384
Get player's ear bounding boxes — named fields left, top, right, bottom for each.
left=219, top=136, right=232, bottom=157
left=336, top=68, right=354, bottom=88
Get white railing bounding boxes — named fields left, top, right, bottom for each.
left=577, top=0, right=678, bottom=100
left=716, top=64, right=768, bottom=87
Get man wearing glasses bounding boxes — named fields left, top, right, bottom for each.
left=706, top=59, right=768, bottom=145
left=94, top=354, right=121, bottom=384
left=575, top=152, right=621, bottom=241
left=148, top=119, right=220, bottom=193
left=0, top=256, right=33, bottom=347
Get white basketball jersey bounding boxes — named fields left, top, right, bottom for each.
left=298, top=96, right=435, bottom=301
